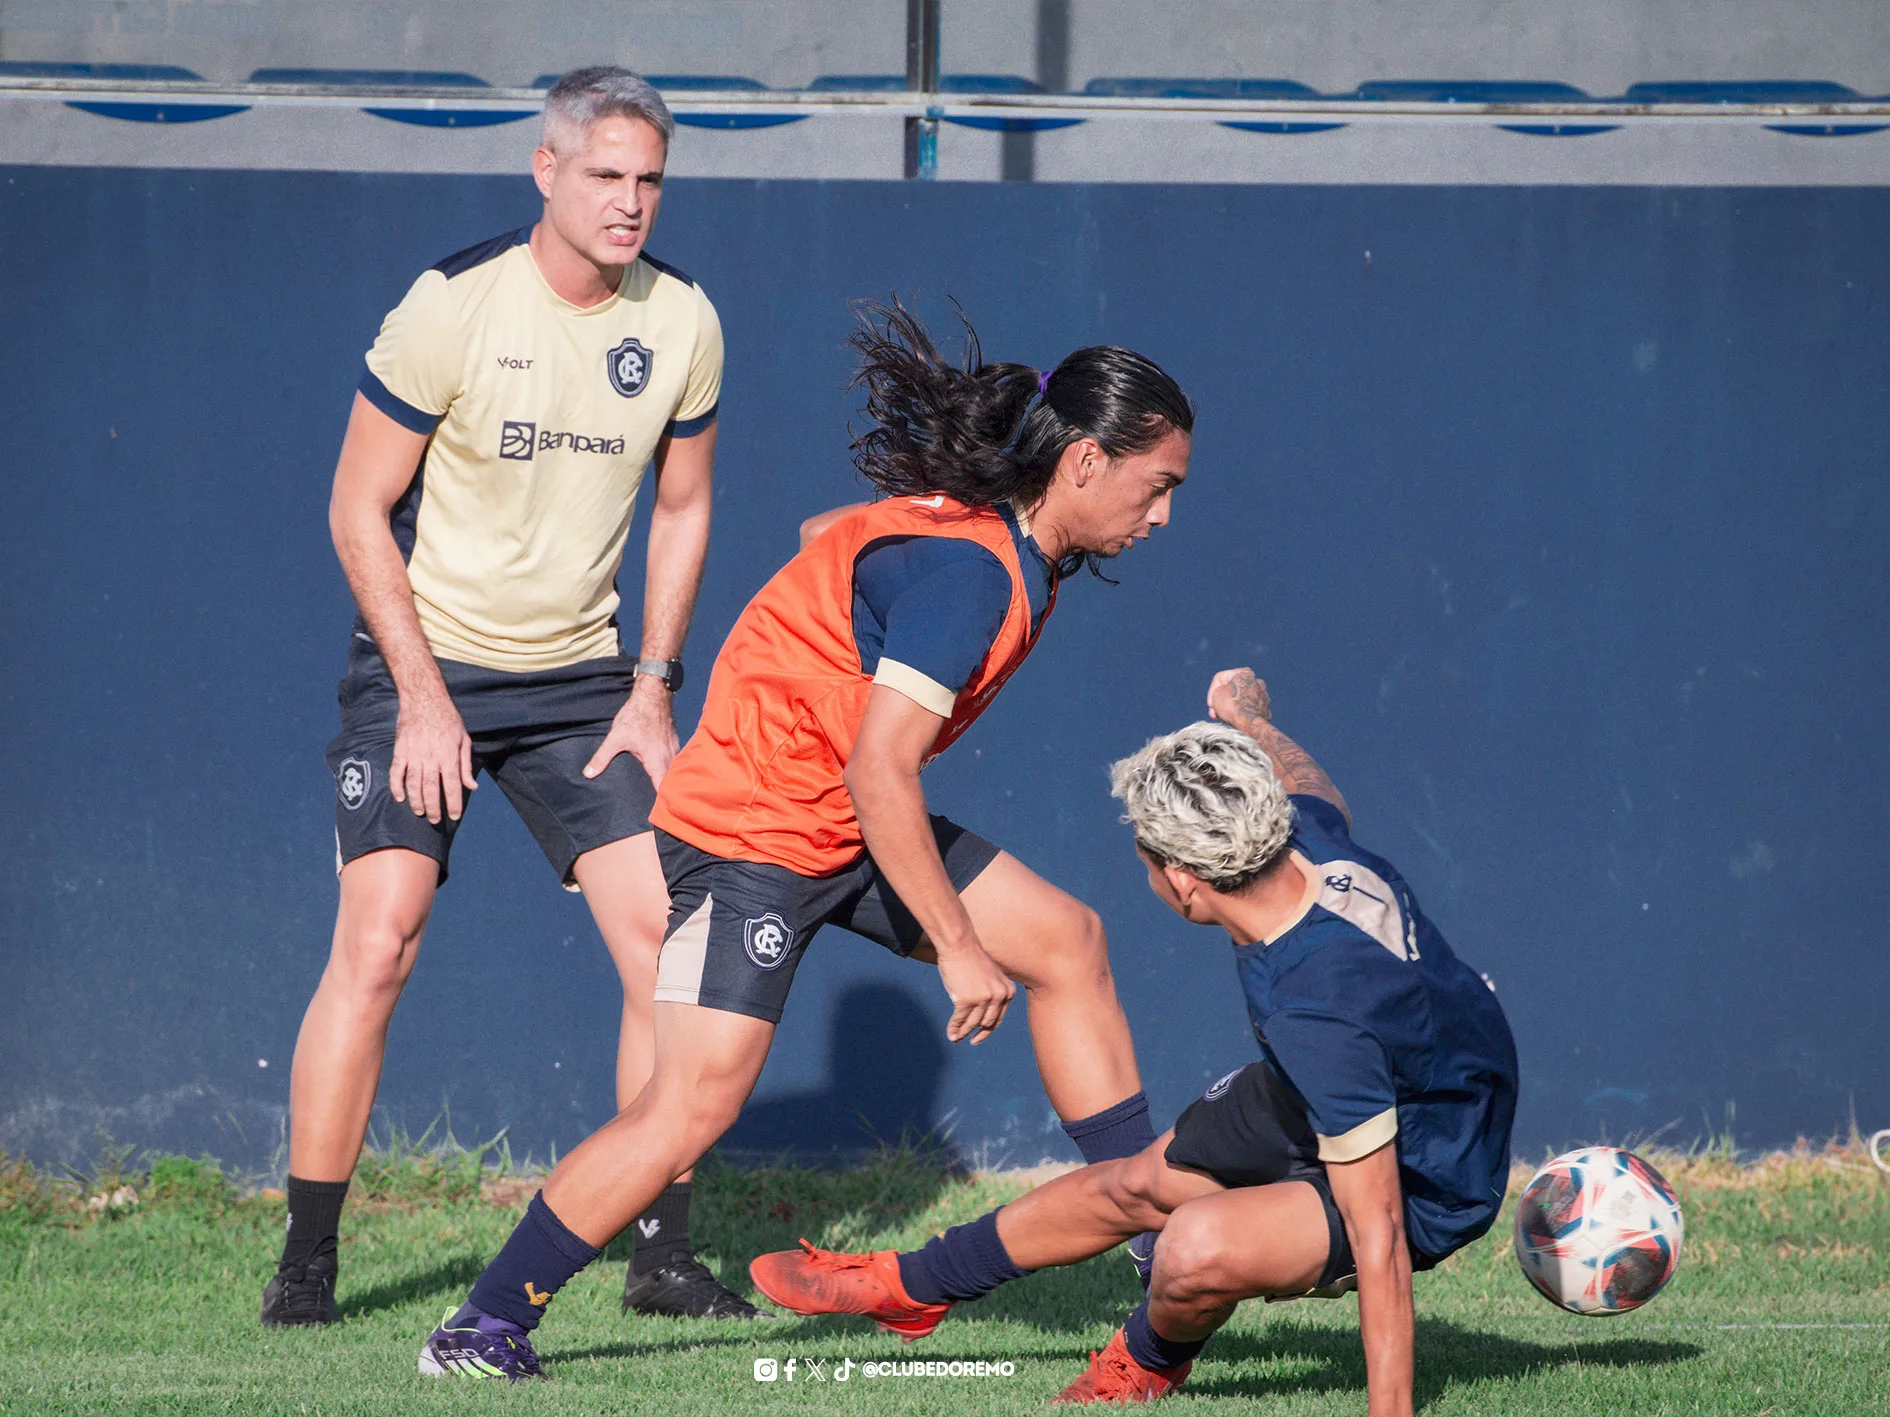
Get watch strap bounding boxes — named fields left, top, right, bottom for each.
left=634, top=657, right=684, bottom=691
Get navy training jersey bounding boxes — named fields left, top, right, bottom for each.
left=850, top=500, right=1054, bottom=716
left=1237, top=794, right=1518, bottom=1260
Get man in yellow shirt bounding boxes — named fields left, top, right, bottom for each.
left=263, top=67, right=755, bottom=1326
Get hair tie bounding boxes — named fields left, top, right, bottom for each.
left=1037, top=369, right=1053, bottom=396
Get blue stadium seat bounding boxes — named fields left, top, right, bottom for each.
left=648, top=75, right=802, bottom=129
left=938, top=75, right=1079, bottom=133
left=0, top=61, right=248, bottom=123
left=805, top=74, right=910, bottom=92
left=0, top=61, right=201, bottom=80
left=1766, top=118, right=1890, bottom=135
left=938, top=75, right=1045, bottom=95
left=809, top=73, right=1077, bottom=132
left=809, top=74, right=1041, bottom=93
left=251, top=67, right=489, bottom=88
left=1621, top=80, right=1884, bottom=136
left=247, top=68, right=532, bottom=128
left=530, top=73, right=802, bottom=129
left=642, top=75, right=769, bottom=91
left=1083, top=77, right=1322, bottom=99
left=1352, top=80, right=1589, bottom=102
left=1082, top=75, right=1339, bottom=133
left=1350, top=80, right=1613, bottom=135
left=1621, top=80, right=1858, bottom=103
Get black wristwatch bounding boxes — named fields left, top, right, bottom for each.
left=634, top=657, right=685, bottom=693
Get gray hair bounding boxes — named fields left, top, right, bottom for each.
left=1109, top=721, right=1294, bottom=893
left=542, top=66, right=675, bottom=153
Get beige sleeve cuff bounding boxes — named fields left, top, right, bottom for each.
left=873, top=658, right=957, bottom=717
left=1316, top=1107, right=1399, bottom=1163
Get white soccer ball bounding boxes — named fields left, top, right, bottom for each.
left=1513, top=1145, right=1684, bottom=1315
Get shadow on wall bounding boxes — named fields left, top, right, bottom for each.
left=719, top=980, right=955, bottom=1165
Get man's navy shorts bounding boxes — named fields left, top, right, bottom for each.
left=1166, top=1059, right=1445, bottom=1291
left=650, top=819, right=1002, bottom=1024
left=326, top=635, right=656, bottom=886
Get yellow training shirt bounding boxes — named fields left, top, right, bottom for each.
left=358, top=227, right=722, bottom=672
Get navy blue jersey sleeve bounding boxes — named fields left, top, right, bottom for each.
left=853, top=537, right=1013, bottom=716
left=1262, top=1008, right=1399, bottom=1162
left=1288, top=793, right=1355, bottom=856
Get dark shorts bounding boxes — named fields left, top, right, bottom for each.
left=326, top=636, right=656, bottom=887
left=1166, top=1060, right=1443, bottom=1292
left=650, top=818, right=1002, bottom=1024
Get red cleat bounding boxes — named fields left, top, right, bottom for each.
left=1052, top=1329, right=1191, bottom=1405
left=748, top=1240, right=952, bottom=1342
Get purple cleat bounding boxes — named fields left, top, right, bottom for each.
left=1126, top=1231, right=1157, bottom=1291
left=418, top=1307, right=546, bottom=1382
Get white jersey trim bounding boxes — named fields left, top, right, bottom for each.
left=873, top=658, right=958, bottom=718
left=1317, top=1106, right=1399, bottom=1163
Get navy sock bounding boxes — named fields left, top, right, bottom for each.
left=1062, top=1092, right=1156, bottom=1164
left=464, top=1192, right=601, bottom=1332
left=896, top=1208, right=1027, bottom=1306
left=279, top=1175, right=349, bottom=1272
left=1123, top=1301, right=1207, bottom=1372
left=1063, top=1093, right=1162, bottom=1279
left=631, top=1181, right=694, bottom=1275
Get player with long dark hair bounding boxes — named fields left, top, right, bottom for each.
left=418, top=302, right=1196, bottom=1379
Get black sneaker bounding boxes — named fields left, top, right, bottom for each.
left=623, top=1255, right=770, bottom=1319
left=260, top=1260, right=338, bottom=1327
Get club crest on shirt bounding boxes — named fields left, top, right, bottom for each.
left=743, top=912, right=794, bottom=971
left=606, top=337, right=653, bottom=397
left=337, top=758, right=372, bottom=811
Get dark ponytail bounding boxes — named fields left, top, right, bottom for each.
left=847, top=300, right=1193, bottom=574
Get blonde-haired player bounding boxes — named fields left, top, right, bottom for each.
left=752, top=671, right=1517, bottom=1413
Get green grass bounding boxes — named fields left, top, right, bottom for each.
left=1, top=1141, right=1886, bottom=1415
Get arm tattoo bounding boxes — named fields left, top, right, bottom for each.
left=1230, top=676, right=1271, bottom=729
left=1245, top=719, right=1352, bottom=825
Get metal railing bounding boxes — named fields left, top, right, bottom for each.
left=7, top=75, right=1886, bottom=121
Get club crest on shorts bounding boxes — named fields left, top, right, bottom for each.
left=606, top=338, right=653, bottom=397
left=1204, top=1068, right=1242, bottom=1101
left=743, top=912, right=794, bottom=971
left=336, top=758, right=372, bottom=812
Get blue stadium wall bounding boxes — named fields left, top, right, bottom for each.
left=3, top=168, right=1886, bottom=1171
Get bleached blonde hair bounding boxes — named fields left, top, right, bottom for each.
left=542, top=66, right=674, bottom=155
left=1109, top=721, right=1294, bottom=893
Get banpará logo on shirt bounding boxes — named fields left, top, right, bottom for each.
left=499, top=420, right=537, bottom=459
left=497, top=420, right=627, bottom=461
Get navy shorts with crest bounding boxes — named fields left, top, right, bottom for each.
left=650, top=818, right=1000, bottom=1024
left=326, top=636, right=655, bottom=887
